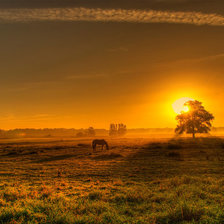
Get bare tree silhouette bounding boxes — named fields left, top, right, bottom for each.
left=109, top=123, right=127, bottom=136
left=118, top=123, right=127, bottom=136
left=175, top=100, right=214, bottom=138
left=109, top=123, right=117, bottom=136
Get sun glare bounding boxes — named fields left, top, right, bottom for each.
left=172, top=97, right=194, bottom=114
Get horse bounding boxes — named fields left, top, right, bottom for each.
left=92, top=139, right=109, bottom=152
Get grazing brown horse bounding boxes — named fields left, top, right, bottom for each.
left=92, top=139, right=109, bottom=152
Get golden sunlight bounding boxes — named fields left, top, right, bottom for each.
left=172, top=97, right=194, bottom=114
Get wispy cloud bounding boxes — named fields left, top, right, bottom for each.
left=160, top=53, right=224, bottom=66
left=107, top=47, right=129, bottom=52
left=176, top=53, right=224, bottom=64
left=66, top=74, right=106, bottom=80
left=0, top=113, right=54, bottom=122
left=0, top=7, right=224, bottom=26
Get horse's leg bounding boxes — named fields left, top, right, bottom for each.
left=106, top=142, right=109, bottom=150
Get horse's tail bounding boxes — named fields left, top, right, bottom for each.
left=104, top=140, right=109, bottom=150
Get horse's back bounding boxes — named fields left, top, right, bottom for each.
left=92, top=139, right=106, bottom=144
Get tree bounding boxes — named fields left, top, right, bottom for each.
left=76, top=132, right=85, bottom=138
left=117, top=123, right=127, bottom=136
left=109, top=123, right=127, bottom=136
left=109, top=123, right=118, bottom=136
left=175, top=100, right=214, bottom=138
left=86, top=127, right=96, bottom=137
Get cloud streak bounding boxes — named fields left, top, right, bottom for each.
left=66, top=74, right=106, bottom=80
left=0, top=7, right=224, bottom=26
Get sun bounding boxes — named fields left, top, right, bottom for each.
left=172, top=97, right=194, bottom=114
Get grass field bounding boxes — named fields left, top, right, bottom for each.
left=1, top=137, right=224, bottom=223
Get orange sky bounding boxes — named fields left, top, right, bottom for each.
left=0, top=1, right=223, bottom=129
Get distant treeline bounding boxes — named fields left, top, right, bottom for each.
left=211, top=127, right=224, bottom=133
left=0, top=128, right=108, bottom=138
left=0, top=127, right=223, bottom=138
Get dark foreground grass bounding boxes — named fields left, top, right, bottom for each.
left=0, top=137, right=224, bottom=223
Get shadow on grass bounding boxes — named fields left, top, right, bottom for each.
left=114, top=137, right=224, bottom=181
left=34, top=154, right=80, bottom=163
left=92, top=153, right=123, bottom=160
left=144, top=137, right=224, bottom=150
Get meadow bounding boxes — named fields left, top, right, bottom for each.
left=0, top=137, right=224, bottom=223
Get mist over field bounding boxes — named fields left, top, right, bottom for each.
left=1, top=127, right=224, bottom=139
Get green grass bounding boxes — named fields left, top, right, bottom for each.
left=0, top=137, right=224, bottom=223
